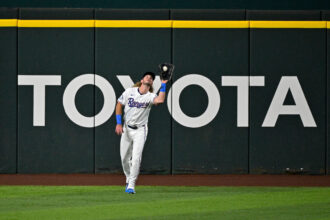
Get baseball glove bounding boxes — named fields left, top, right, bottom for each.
left=159, top=63, right=175, bottom=81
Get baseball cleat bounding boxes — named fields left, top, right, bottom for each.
left=125, top=183, right=128, bottom=192
left=126, top=188, right=135, bottom=194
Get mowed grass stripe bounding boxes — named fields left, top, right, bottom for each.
left=0, top=186, right=122, bottom=199
left=0, top=186, right=310, bottom=209
left=1, top=197, right=328, bottom=220
left=0, top=186, right=329, bottom=220
left=123, top=202, right=330, bottom=220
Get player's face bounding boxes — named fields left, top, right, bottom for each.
left=141, top=74, right=154, bottom=86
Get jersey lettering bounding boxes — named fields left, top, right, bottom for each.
left=127, top=98, right=150, bottom=108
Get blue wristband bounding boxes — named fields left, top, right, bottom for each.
left=160, top=83, right=166, bottom=92
left=116, top=115, right=122, bottom=125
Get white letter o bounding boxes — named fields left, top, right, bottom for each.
left=167, top=74, right=220, bottom=128
left=63, top=74, right=116, bottom=128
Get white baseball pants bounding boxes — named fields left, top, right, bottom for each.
left=120, top=124, right=148, bottom=190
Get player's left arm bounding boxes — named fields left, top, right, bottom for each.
left=153, top=79, right=168, bottom=105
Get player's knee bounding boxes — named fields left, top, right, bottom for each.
left=132, top=157, right=142, bottom=166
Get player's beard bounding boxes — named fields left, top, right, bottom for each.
left=142, top=81, right=152, bottom=87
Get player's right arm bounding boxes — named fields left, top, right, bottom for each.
left=115, top=89, right=129, bottom=135
left=115, top=101, right=124, bottom=135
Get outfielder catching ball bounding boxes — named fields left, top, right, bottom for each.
left=115, top=63, right=174, bottom=194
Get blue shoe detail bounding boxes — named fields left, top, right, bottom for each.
left=126, top=188, right=135, bottom=194
left=125, top=183, right=128, bottom=193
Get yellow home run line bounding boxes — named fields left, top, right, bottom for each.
left=0, top=19, right=329, bottom=28
left=96, top=20, right=172, bottom=28
left=250, top=21, right=327, bottom=28
left=96, top=20, right=249, bottom=28
left=0, top=19, right=17, bottom=27
left=172, top=20, right=249, bottom=28
left=18, top=20, right=95, bottom=27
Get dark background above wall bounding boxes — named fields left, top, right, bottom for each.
left=1, top=0, right=330, bottom=10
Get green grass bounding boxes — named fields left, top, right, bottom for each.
left=0, top=186, right=329, bottom=220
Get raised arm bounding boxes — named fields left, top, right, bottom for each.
left=115, top=102, right=124, bottom=135
left=153, top=80, right=168, bottom=105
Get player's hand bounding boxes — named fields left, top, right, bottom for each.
left=115, top=124, right=123, bottom=135
left=161, top=79, right=168, bottom=84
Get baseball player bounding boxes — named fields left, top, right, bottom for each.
left=115, top=64, right=174, bottom=194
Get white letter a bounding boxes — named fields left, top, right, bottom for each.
left=262, top=76, right=316, bottom=127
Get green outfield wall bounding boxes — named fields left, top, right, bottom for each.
left=0, top=8, right=329, bottom=175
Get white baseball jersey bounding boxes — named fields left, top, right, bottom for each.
left=118, top=87, right=157, bottom=126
